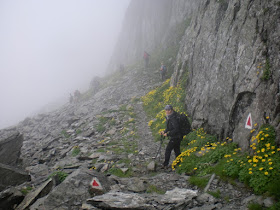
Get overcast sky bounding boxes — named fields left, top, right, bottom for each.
left=0, top=0, right=130, bottom=129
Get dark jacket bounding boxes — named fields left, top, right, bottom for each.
left=164, top=111, right=181, bottom=138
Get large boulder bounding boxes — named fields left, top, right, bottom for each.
left=0, top=163, right=31, bottom=192
left=29, top=168, right=113, bottom=209
left=0, top=187, right=24, bottom=210
left=0, top=129, right=23, bottom=166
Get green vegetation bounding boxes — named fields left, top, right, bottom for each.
left=146, top=184, right=166, bottom=194
left=142, top=71, right=189, bottom=141
left=72, top=146, right=80, bottom=156
left=96, top=148, right=105, bottom=153
left=131, top=96, right=140, bottom=104
left=261, top=58, right=271, bottom=81
left=107, top=167, right=133, bottom=178
left=21, top=186, right=33, bottom=195
left=48, top=170, right=68, bottom=183
left=189, top=176, right=209, bottom=189
left=75, top=129, right=82, bottom=135
left=61, top=130, right=70, bottom=138
left=208, top=189, right=221, bottom=198
left=268, top=202, right=280, bottom=210
left=248, top=203, right=263, bottom=210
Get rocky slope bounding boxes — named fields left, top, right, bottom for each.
left=0, top=66, right=274, bottom=209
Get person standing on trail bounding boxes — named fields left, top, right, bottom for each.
left=160, top=62, right=167, bottom=81
left=143, top=51, right=150, bottom=69
left=160, top=105, right=182, bottom=169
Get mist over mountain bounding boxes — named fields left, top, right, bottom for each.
left=0, top=0, right=280, bottom=209
left=0, top=0, right=130, bottom=129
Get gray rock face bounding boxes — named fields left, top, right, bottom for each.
left=107, top=0, right=196, bottom=71
left=0, top=129, right=23, bottom=166
left=170, top=0, right=280, bottom=148
left=0, top=163, right=30, bottom=192
left=0, top=187, right=24, bottom=210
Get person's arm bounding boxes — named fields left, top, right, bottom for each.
left=166, top=117, right=180, bottom=137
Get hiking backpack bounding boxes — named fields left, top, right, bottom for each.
left=177, top=113, right=191, bottom=136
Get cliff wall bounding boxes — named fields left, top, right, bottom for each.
left=107, top=0, right=197, bottom=71
left=171, top=0, right=280, bottom=148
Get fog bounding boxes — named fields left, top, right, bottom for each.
left=0, top=0, right=130, bottom=129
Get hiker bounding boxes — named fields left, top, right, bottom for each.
left=143, top=51, right=150, bottom=69
left=160, top=105, right=182, bottom=169
left=160, top=62, right=167, bottom=81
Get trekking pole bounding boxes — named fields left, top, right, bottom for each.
left=155, top=135, right=164, bottom=161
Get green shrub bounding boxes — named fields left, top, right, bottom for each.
left=72, top=146, right=80, bottom=156
left=189, top=176, right=209, bottom=189
left=223, top=124, right=280, bottom=195
left=48, top=171, right=68, bottom=183
left=268, top=202, right=280, bottom=210
left=20, top=186, right=33, bottom=195
left=248, top=203, right=263, bottom=210
left=261, top=59, right=271, bottom=81
left=107, top=168, right=133, bottom=178
left=208, top=189, right=221, bottom=198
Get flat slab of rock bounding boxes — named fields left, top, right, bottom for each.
left=16, top=178, right=53, bottom=210
left=0, top=163, right=31, bottom=191
left=87, top=191, right=150, bottom=209
left=0, top=130, right=23, bottom=166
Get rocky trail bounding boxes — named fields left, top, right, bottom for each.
left=0, top=66, right=272, bottom=210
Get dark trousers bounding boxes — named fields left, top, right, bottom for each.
left=160, top=71, right=166, bottom=81
left=163, top=137, right=182, bottom=166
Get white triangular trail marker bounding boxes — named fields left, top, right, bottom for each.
left=245, top=113, right=252, bottom=129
